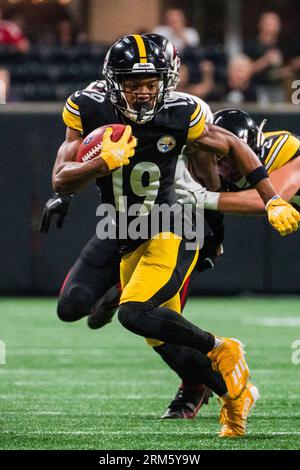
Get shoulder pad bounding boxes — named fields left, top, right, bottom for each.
left=84, top=80, right=107, bottom=93
left=168, top=92, right=213, bottom=123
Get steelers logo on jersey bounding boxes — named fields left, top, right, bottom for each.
left=157, top=135, right=176, bottom=153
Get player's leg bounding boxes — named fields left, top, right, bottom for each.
left=155, top=339, right=260, bottom=435
left=147, top=287, right=258, bottom=432
left=118, top=233, right=249, bottom=399
left=57, top=235, right=120, bottom=322
left=118, top=234, right=214, bottom=352
left=155, top=265, right=258, bottom=430
left=155, top=343, right=223, bottom=418
left=159, top=219, right=225, bottom=418
left=158, top=274, right=212, bottom=419
left=87, top=283, right=121, bottom=329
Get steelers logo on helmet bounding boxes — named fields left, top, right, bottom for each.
left=103, top=34, right=172, bottom=124
left=157, top=135, right=176, bottom=153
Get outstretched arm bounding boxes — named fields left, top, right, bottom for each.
left=188, top=123, right=300, bottom=235
left=192, top=123, right=275, bottom=204
left=218, top=157, right=300, bottom=214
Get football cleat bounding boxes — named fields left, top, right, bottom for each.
left=218, top=382, right=260, bottom=438
left=207, top=338, right=250, bottom=399
left=87, top=284, right=121, bottom=329
left=161, top=383, right=213, bottom=419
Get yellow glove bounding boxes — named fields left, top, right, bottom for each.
left=100, top=125, right=137, bottom=171
left=266, top=196, right=300, bottom=236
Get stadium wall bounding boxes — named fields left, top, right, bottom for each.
left=1, top=104, right=300, bottom=296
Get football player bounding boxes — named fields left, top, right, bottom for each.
left=177, top=108, right=300, bottom=215
left=45, top=35, right=298, bottom=436
left=40, top=36, right=224, bottom=426
left=164, top=108, right=300, bottom=425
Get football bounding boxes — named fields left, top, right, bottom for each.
left=76, top=124, right=127, bottom=163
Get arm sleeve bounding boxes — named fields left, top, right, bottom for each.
left=187, top=97, right=208, bottom=141
left=62, top=93, right=83, bottom=133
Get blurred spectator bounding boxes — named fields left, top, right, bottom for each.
left=177, top=60, right=217, bottom=100
left=152, top=8, right=200, bottom=53
left=0, top=7, right=30, bottom=53
left=222, top=54, right=257, bottom=103
left=55, top=18, right=87, bottom=47
left=244, top=11, right=284, bottom=102
left=0, top=68, right=10, bottom=103
left=287, top=35, right=300, bottom=80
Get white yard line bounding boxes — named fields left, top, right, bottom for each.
left=242, top=317, right=300, bottom=327
left=1, top=430, right=300, bottom=437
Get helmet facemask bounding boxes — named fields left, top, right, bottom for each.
left=103, top=35, right=173, bottom=124
left=105, top=71, right=168, bottom=124
left=256, top=119, right=267, bottom=154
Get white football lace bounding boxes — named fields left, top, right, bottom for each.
left=82, top=143, right=103, bottom=162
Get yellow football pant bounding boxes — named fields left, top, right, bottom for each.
left=120, top=232, right=199, bottom=347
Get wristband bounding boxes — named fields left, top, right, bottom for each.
left=246, top=166, right=268, bottom=186
left=203, top=191, right=221, bottom=210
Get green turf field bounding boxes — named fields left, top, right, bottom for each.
left=0, top=297, right=300, bottom=450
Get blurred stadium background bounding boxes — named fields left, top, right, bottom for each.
left=1, top=0, right=300, bottom=296
left=0, top=0, right=300, bottom=451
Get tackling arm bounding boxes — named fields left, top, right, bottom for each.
left=189, top=123, right=300, bottom=235
left=218, top=156, right=300, bottom=214
left=193, top=123, right=276, bottom=204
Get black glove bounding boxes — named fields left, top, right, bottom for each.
left=197, top=233, right=224, bottom=273
left=39, top=193, right=73, bottom=233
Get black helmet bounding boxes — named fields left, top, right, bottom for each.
left=213, top=109, right=266, bottom=153
left=103, top=34, right=170, bottom=123
left=142, top=33, right=180, bottom=90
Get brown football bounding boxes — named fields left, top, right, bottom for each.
left=76, top=124, right=127, bottom=163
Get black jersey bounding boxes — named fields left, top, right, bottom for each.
left=62, top=85, right=208, bottom=253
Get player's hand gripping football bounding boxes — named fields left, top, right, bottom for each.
left=39, top=193, right=73, bottom=233
left=266, top=195, right=300, bottom=236
left=100, top=125, right=137, bottom=171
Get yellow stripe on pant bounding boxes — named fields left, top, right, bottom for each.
left=120, top=232, right=199, bottom=347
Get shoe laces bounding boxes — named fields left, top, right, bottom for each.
left=168, top=385, right=204, bottom=412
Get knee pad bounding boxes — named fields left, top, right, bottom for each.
left=118, top=301, right=148, bottom=331
left=118, top=303, right=163, bottom=347
left=57, top=286, right=94, bottom=322
left=118, top=303, right=135, bottom=330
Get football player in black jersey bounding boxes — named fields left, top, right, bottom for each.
left=45, top=35, right=299, bottom=436
left=40, top=35, right=221, bottom=424
left=177, top=109, right=300, bottom=215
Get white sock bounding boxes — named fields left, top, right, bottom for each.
left=213, top=337, right=223, bottom=349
